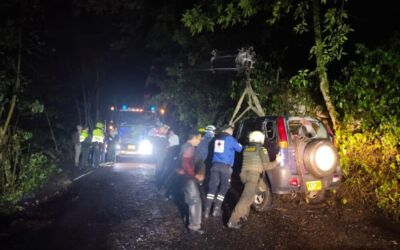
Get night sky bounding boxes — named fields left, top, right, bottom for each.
left=46, top=1, right=398, bottom=96
left=4, top=0, right=399, bottom=117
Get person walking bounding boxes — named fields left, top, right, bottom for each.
left=177, top=131, right=204, bottom=234
left=227, top=130, right=281, bottom=229
left=204, top=125, right=243, bottom=218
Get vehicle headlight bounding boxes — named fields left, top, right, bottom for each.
left=314, top=145, right=336, bottom=171
left=116, top=144, right=121, bottom=150
left=138, top=140, right=153, bottom=155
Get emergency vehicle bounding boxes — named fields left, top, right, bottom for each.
left=107, top=105, right=160, bottom=162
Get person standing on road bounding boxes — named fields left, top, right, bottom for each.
left=168, top=128, right=180, bottom=147
left=79, top=126, right=91, bottom=169
left=227, top=130, right=281, bottom=229
left=92, top=122, right=105, bottom=167
left=195, top=125, right=216, bottom=173
left=177, top=131, right=204, bottom=234
left=154, top=124, right=170, bottom=179
left=204, top=125, right=243, bottom=218
left=72, top=125, right=82, bottom=168
left=195, top=125, right=216, bottom=204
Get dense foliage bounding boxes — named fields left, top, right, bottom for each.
left=0, top=2, right=59, bottom=205
left=333, top=44, right=400, bottom=219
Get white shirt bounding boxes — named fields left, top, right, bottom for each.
left=168, top=134, right=180, bottom=147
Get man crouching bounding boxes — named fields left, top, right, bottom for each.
left=177, top=131, right=204, bottom=234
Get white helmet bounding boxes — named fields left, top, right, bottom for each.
left=249, top=131, right=265, bottom=143
left=205, top=125, right=216, bottom=132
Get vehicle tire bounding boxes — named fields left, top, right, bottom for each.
left=304, top=190, right=327, bottom=204
left=115, top=156, right=121, bottom=163
left=303, top=139, right=338, bottom=178
left=252, top=175, right=273, bottom=212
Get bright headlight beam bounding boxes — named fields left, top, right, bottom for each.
left=314, top=145, right=336, bottom=171
left=138, top=140, right=153, bottom=155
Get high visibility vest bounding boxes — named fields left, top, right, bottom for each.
left=80, top=130, right=89, bottom=143
left=92, top=128, right=105, bottom=143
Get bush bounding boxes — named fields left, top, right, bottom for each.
left=336, top=118, right=400, bottom=219
left=1, top=152, right=58, bottom=203
left=333, top=44, right=400, bottom=219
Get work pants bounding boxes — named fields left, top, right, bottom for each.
left=205, top=163, right=232, bottom=211
left=92, top=142, right=104, bottom=167
left=228, top=170, right=260, bottom=224
left=80, top=143, right=91, bottom=168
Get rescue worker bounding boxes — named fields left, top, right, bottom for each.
left=92, top=122, right=105, bottom=167
left=79, top=126, right=91, bottom=169
left=227, top=130, right=281, bottom=229
left=177, top=131, right=204, bottom=234
left=195, top=125, right=216, bottom=170
left=204, top=125, right=243, bottom=218
left=195, top=125, right=216, bottom=204
left=72, top=125, right=82, bottom=168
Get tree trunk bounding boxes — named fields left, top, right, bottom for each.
left=82, top=84, right=89, bottom=127
left=312, top=0, right=338, bottom=130
left=45, top=112, right=59, bottom=153
left=0, top=27, right=22, bottom=145
left=75, top=99, right=82, bottom=126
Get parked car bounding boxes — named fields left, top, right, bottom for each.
left=234, top=116, right=341, bottom=211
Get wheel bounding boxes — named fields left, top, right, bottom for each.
left=252, top=175, right=273, bottom=212
left=304, top=190, right=327, bottom=204
left=115, top=156, right=121, bottom=163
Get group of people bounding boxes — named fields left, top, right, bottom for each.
left=156, top=124, right=279, bottom=234
left=72, top=121, right=112, bottom=170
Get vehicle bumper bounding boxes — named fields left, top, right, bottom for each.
left=267, top=165, right=342, bottom=194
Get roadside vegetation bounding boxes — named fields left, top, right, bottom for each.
left=0, top=0, right=398, bottom=221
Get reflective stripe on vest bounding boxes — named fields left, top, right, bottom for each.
left=80, top=131, right=89, bottom=142
left=92, top=128, right=104, bottom=143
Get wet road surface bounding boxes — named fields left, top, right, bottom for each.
left=1, top=161, right=399, bottom=249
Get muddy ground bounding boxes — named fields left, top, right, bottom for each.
left=0, top=162, right=399, bottom=250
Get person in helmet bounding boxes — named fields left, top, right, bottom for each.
left=92, top=122, right=105, bottom=167
left=227, top=130, right=281, bottom=229
left=195, top=125, right=216, bottom=172
left=79, top=126, right=91, bottom=169
left=195, top=125, right=217, bottom=206
left=204, top=125, right=242, bottom=218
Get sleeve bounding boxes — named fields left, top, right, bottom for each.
left=232, top=137, right=243, bottom=152
left=260, top=147, right=279, bottom=171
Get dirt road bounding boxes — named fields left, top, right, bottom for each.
left=1, top=162, right=399, bottom=249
